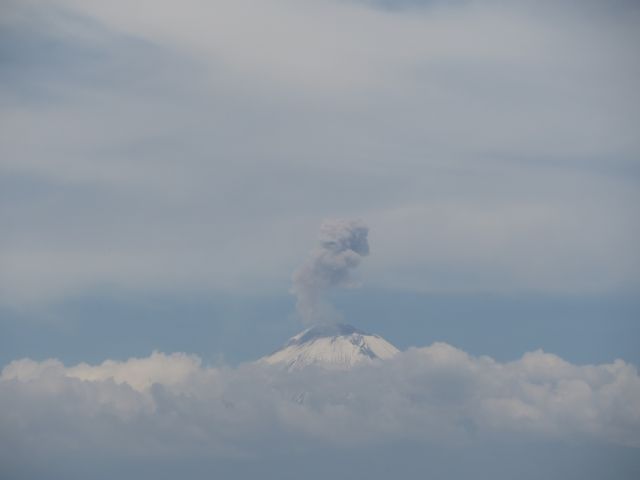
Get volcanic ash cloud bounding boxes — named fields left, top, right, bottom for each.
left=291, top=219, right=369, bottom=325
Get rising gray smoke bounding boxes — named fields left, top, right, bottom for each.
left=291, top=219, right=369, bottom=325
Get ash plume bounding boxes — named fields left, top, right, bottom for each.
left=291, top=219, right=369, bottom=325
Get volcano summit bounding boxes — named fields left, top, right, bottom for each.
left=260, top=324, right=399, bottom=371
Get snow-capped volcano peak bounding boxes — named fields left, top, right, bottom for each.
left=260, top=324, right=399, bottom=371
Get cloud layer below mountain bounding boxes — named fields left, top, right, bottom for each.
left=2, top=343, right=639, bottom=478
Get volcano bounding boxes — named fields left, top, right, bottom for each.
left=260, top=324, right=399, bottom=371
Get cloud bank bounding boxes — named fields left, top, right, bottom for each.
left=291, top=219, right=369, bottom=324
left=2, top=344, right=639, bottom=479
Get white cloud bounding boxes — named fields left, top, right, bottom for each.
left=1, top=345, right=639, bottom=460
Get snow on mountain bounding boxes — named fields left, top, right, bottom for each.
left=260, top=324, right=399, bottom=371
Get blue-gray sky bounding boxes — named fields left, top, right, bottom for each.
left=1, top=0, right=639, bottom=478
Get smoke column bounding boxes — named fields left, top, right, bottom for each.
left=291, top=219, right=369, bottom=325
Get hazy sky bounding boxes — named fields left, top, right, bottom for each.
left=1, top=0, right=639, bottom=478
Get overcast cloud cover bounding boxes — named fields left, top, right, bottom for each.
left=1, top=0, right=640, bottom=478
left=1, top=0, right=639, bottom=305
